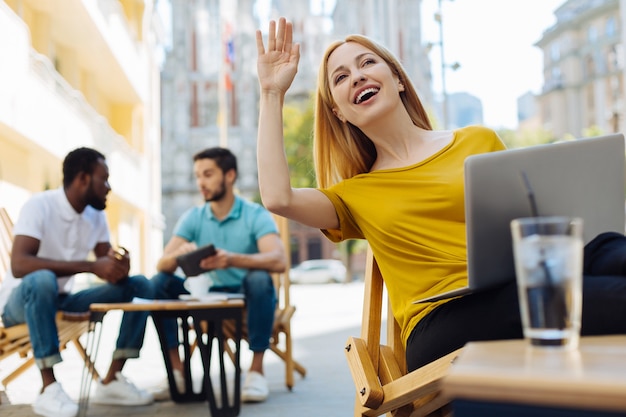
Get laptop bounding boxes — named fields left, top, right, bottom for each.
left=414, top=133, right=625, bottom=303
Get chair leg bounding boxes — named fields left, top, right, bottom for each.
left=1, top=356, right=35, bottom=387
left=72, top=338, right=100, bottom=381
left=354, top=395, right=364, bottom=417
left=283, top=331, right=295, bottom=390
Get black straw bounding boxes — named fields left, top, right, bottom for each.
left=518, top=170, right=567, bottom=334
left=520, top=171, right=539, bottom=218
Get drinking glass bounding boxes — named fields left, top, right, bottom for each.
left=510, top=216, right=583, bottom=349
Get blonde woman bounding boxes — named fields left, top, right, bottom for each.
left=256, top=18, right=626, bottom=371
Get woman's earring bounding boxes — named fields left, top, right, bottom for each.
left=399, top=83, right=405, bottom=92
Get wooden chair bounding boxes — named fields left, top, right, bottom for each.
left=0, top=207, right=97, bottom=400
left=221, top=214, right=306, bottom=390
left=344, top=245, right=460, bottom=417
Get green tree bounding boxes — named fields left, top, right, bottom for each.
left=283, top=97, right=369, bottom=280
left=339, top=239, right=368, bottom=282
left=496, top=126, right=555, bottom=149
left=283, top=97, right=316, bottom=188
left=582, top=125, right=604, bottom=138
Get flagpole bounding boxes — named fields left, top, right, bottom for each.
left=218, top=18, right=229, bottom=148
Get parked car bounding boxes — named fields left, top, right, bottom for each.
left=289, top=259, right=347, bottom=284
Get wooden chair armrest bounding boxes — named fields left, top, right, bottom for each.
left=345, top=336, right=385, bottom=408
left=370, top=348, right=460, bottom=416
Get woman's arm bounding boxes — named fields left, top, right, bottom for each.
left=256, top=18, right=339, bottom=230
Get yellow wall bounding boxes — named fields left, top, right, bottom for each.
left=120, top=0, right=145, bottom=41
left=1, top=0, right=163, bottom=276
left=7, top=0, right=141, bottom=146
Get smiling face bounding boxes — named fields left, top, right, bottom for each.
left=326, top=41, right=404, bottom=128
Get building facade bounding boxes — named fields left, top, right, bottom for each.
left=160, top=0, right=268, bottom=241
left=332, top=0, right=435, bottom=110
left=446, top=92, right=483, bottom=129
left=160, top=0, right=342, bottom=263
left=0, top=0, right=164, bottom=276
left=535, top=0, right=624, bottom=138
left=159, top=0, right=437, bottom=270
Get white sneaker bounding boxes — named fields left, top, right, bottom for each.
left=152, top=369, right=186, bottom=401
left=92, top=372, right=154, bottom=406
left=33, top=382, right=78, bottom=417
left=242, top=371, right=269, bottom=403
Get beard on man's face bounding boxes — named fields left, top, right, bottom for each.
left=204, top=180, right=227, bottom=203
left=85, top=181, right=107, bottom=211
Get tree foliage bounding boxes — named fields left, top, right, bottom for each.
left=496, top=126, right=555, bottom=149
left=283, top=97, right=316, bottom=188
left=283, top=97, right=369, bottom=279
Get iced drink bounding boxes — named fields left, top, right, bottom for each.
left=511, top=217, right=583, bottom=349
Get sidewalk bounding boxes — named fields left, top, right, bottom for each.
left=1, top=281, right=377, bottom=417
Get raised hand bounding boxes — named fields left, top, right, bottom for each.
left=256, top=17, right=300, bottom=95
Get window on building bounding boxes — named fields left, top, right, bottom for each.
left=595, top=50, right=607, bottom=75
left=607, top=44, right=623, bottom=73
left=584, top=55, right=595, bottom=79
left=550, top=43, right=560, bottom=63
left=198, top=82, right=219, bottom=127
left=606, top=16, right=616, bottom=37
left=307, top=237, right=322, bottom=260
left=549, top=67, right=562, bottom=90
left=586, top=84, right=595, bottom=126
left=587, top=25, right=597, bottom=43
left=190, top=82, right=198, bottom=127
left=290, top=236, right=299, bottom=267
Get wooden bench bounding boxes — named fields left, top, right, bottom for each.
left=0, top=207, right=97, bottom=401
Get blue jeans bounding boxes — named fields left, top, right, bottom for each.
left=1, top=269, right=154, bottom=369
left=151, top=270, right=277, bottom=352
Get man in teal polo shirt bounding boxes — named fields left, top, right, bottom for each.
left=151, top=147, right=286, bottom=403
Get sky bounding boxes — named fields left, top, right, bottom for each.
left=421, top=0, right=565, bottom=129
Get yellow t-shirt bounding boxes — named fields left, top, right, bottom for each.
left=319, top=125, right=506, bottom=345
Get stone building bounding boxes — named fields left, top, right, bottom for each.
left=536, top=0, right=624, bottom=137
left=159, top=0, right=436, bottom=271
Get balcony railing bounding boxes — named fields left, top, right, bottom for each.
left=29, top=50, right=146, bottom=206
left=96, top=0, right=140, bottom=45
left=30, top=51, right=134, bottom=157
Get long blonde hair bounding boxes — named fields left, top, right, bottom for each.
left=314, top=35, right=432, bottom=189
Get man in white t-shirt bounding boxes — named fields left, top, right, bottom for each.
left=0, top=148, right=155, bottom=417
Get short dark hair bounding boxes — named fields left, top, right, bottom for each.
left=62, top=147, right=106, bottom=187
left=193, top=147, right=238, bottom=175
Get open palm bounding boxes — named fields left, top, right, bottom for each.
left=256, top=18, right=300, bottom=94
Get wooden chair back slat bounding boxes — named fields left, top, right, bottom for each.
left=0, top=208, right=13, bottom=283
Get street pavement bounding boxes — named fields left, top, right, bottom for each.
left=0, top=281, right=380, bottom=417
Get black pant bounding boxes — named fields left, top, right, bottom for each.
left=406, top=232, right=626, bottom=371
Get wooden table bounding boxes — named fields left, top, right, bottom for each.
left=443, top=335, right=626, bottom=416
left=79, top=298, right=244, bottom=417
